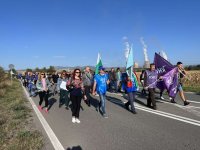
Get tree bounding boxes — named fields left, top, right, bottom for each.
left=26, top=68, right=33, bottom=72
left=47, top=66, right=56, bottom=73
left=34, top=67, right=40, bottom=72
left=41, top=67, right=47, bottom=73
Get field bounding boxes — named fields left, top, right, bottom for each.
left=182, top=70, right=200, bottom=93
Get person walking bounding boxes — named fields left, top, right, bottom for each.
left=36, top=72, right=51, bottom=113
left=144, top=63, right=160, bottom=110
left=67, top=69, right=84, bottom=123
left=52, top=72, right=59, bottom=95
left=124, top=73, right=138, bottom=114
left=92, top=66, right=110, bottom=118
left=116, top=68, right=122, bottom=92
left=109, top=68, right=117, bottom=92
left=140, top=70, right=147, bottom=95
left=170, top=62, right=190, bottom=105
left=57, top=70, right=71, bottom=109
left=82, top=66, right=93, bottom=107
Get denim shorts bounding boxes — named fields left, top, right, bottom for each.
left=177, top=84, right=183, bottom=91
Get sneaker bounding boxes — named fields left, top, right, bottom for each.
left=184, top=101, right=190, bottom=106
left=170, top=99, right=176, bottom=103
left=131, top=110, right=137, bottom=114
left=38, top=105, right=42, bottom=111
left=169, top=97, right=173, bottom=100
left=45, top=108, right=48, bottom=113
left=103, top=114, right=108, bottom=118
left=75, top=118, right=81, bottom=123
left=152, top=106, right=157, bottom=110
left=160, top=96, right=165, bottom=100
left=72, top=117, right=76, bottom=123
left=124, top=102, right=129, bottom=110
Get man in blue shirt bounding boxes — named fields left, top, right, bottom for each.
left=93, top=66, right=110, bottom=118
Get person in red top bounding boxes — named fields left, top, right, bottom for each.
left=67, top=69, right=84, bottom=124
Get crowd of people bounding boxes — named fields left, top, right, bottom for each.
left=18, top=61, right=190, bottom=124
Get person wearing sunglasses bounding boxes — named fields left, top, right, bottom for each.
left=67, top=69, right=84, bottom=123
left=36, top=72, right=51, bottom=113
left=57, top=70, right=71, bottom=109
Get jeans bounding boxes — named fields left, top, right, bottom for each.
left=127, top=91, right=136, bottom=112
left=60, top=89, right=70, bottom=107
left=99, top=93, right=106, bottom=114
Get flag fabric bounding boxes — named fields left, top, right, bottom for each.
left=10, top=69, right=14, bottom=75
left=154, top=52, right=174, bottom=76
left=154, top=52, right=175, bottom=90
left=95, top=53, right=103, bottom=74
left=162, top=67, right=179, bottom=98
left=126, top=47, right=138, bottom=90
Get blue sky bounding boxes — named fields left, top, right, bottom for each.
left=0, top=0, right=200, bottom=69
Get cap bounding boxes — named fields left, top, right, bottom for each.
left=177, top=62, right=183, bottom=65
left=99, top=66, right=105, bottom=70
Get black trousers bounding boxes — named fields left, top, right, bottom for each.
left=147, top=88, right=156, bottom=108
left=84, top=86, right=91, bottom=104
left=70, top=94, right=82, bottom=118
left=38, top=91, right=49, bottom=108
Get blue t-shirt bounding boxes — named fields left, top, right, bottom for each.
left=94, top=74, right=108, bottom=94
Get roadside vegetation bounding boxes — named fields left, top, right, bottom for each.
left=0, top=66, right=43, bottom=150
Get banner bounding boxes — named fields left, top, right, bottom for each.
left=154, top=52, right=175, bottom=90
left=162, top=67, right=179, bottom=98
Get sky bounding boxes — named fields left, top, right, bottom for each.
left=0, top=0, right=200, bottom=70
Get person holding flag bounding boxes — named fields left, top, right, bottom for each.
left=144, top=63, right=161, bottom=110
left=124, top=47, right=138, bottom=114
left=163, top=62, right=190, bottom=105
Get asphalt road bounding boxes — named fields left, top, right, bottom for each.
left=29, top=89, right=200, bottom=150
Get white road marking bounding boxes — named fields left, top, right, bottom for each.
left=107, top=95, right=200, bottom=127
left=187, top=100, right=200, bottom=104
left=22, top=84, right=65, bottom=150
left=135, top=105, right=200, bottom=127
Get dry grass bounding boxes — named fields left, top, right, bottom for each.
left=0, top=76, right=43, bottom=150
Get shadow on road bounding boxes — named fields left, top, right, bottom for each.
left=48, top=98, right=57, bottom=110
left=66, top=145, right=82, bottom=150
left=89, top=95, right=101, bottom=112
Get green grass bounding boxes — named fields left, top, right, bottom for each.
left=183, top=86, right=200, bottom=94
left=0, top=78, right=43, bottom=150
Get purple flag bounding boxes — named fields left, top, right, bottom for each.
left=154, top=53, right=175, bottom=90
left=162, top=67, right=179, bottom=98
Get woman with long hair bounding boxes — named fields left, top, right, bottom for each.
left=67, top=69, right=84, bottom=123
left=36, top=72, right=51, bottom=113
left=57, top=70, right=71, bottom=109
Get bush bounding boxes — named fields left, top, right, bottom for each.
left=0, top=66, right=5, bottom=82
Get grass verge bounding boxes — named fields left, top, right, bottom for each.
left=0, top=78, right=43, bottom=150
left=183, top=86, right=200, bottom=94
